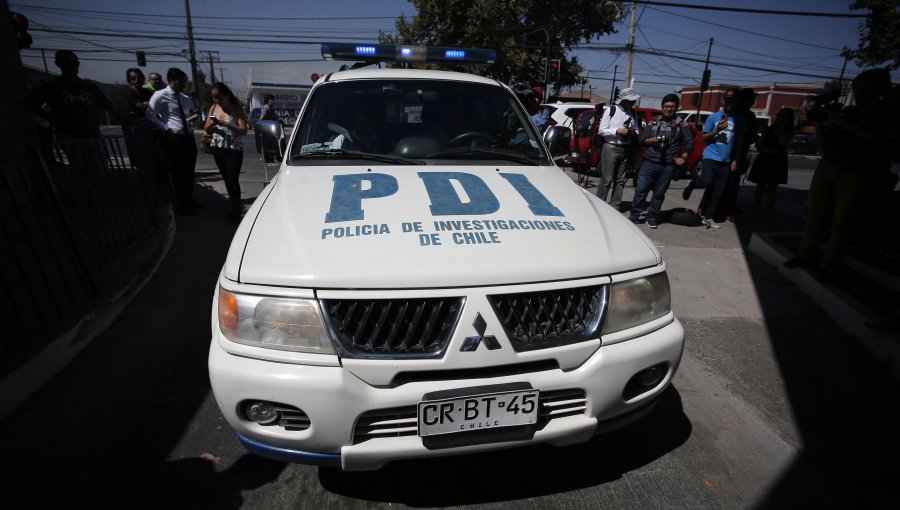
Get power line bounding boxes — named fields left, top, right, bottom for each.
left=580, top=44, right=840, bottom=80
left=632, top=1, right=865, bottom=18
left=643, top=6, right=845, bottom=51
left=12, top=4, right=401, bottom=20
left=28, top=27, right=361, bottom=44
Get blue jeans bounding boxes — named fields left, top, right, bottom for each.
left=630, top=160, right=674, bottom=221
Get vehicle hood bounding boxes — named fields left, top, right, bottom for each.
left=225, top=165, right=660, bottom=289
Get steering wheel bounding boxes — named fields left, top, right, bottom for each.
left=447, top=131, right=493, bottom=148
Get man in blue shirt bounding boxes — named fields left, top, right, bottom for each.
left=682, top=88, right=746, bottom=228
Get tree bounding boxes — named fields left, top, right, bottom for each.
left=382, top=0, right=621, bottom=93
left=842, top=0, right=899, bottom=70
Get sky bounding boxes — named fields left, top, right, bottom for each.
left=11, top=0, right=897, bottom=101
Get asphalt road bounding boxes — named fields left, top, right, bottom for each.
left=0, top=139, right=896, bottom=509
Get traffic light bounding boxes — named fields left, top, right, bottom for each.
left=700, top=69, right=711, bottom=91
left=548, top=59, right=561, bottom=83
left=614, top=86, right=621, bottom=100
left=11, top=12, right=32, bottom=50
left=136, top=51, right=146, bottom=67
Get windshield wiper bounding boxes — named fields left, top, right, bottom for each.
left=423, top=148, right=540, bottom=165
left=293, top=148, right=420, bottom=165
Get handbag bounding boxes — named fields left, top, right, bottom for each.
left=200, top=132, right=212, bottom=154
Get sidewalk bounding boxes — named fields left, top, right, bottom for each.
left=568, top=166, right=900, bottom=377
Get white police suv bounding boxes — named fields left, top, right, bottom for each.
left=208, top=43, right=684, bottom=471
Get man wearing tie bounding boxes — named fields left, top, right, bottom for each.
left=146, top=67, right=200, bottom=214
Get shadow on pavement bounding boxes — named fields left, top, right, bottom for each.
left=730, top=185, right=900, bottom=509
left=320, top=385, right=690, bottom=506
left=0, top=185, right=287, bottom=507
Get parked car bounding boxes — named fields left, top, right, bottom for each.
left=208, top=44, right=685, bottom=472
left=786, top=132, right=818, bottom=155
left=541, top=102, right=595, bottom=130
left=676, top=109, right=714, bottom=129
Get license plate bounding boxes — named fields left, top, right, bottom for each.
left=417, top=389, right=539, bottom=437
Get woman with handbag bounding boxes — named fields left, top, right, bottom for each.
left=747, top=108, right=794, bottom=219
left=204, top=82, right=247, bottom=222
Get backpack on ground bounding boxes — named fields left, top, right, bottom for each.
left=665, top=207, right=702, bottom=226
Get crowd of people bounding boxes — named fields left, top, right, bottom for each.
left=525, top=71, right=895, bottom=280
left=26, top=50, right=252, bottom=223
left=24, top=50, right=898, bottom=276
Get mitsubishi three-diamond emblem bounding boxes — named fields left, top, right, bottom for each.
left=460, top=313, right=501, bottom=351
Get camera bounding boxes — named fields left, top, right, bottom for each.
left=657, top=135, right=669, bottom=151
left=804, top=80, right=843, bottom=123
left=806, top=102, right=842, bottom=123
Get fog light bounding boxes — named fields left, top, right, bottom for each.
left=245, top=401, right=279, bottom=425
left=623, top=363, right=668, bottom=401
left=639, top=366, right=663, bottom=387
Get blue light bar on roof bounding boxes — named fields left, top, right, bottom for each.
left=321, top=43, right=496, bottom=66
left=321, top=43, right=395, bottom=62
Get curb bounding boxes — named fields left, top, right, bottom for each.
left=0, top=207, right=177, bottom=422
left=747, top=232, right=900, bottom=378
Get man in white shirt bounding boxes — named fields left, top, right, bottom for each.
left=146, top=67, right=200, bottom=214
left=596, top=87, right=641, bottom=210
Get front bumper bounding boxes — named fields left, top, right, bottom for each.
left=208, top=317, right=684, bottom=471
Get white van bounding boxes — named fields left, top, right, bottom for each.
left=208, top=43, right=685, bottom=471
left=676, top=109, right=714, bottom=127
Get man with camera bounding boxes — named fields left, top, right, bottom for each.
left=596, top=87, right=642, bottom=211
left=629, top=94, right=694, bottom=228
left=682, top=88, right=747, bottom=228
left=783, top=68, right=893, bottom=280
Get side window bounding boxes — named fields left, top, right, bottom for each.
left=575, top=111, right=596, bottom=133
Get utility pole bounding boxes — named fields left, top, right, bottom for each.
left=610, top=65, right=618, bottom=102
left=581, top=70, right=590, bottom=100
left=184, top=0, right=200, bottom=98
left=624, top=1, right=636, bottom=87
left=40, top=48, right=48, bottom=74
left=206, top=51, right=220, bottom=85
left=696, top=38, right=713, bottom=121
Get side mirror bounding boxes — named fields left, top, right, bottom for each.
left=542, top=125, right=571, bottom=157
left=255, top=120, right=285, bottom=163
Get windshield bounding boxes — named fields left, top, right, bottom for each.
left=288, top=78, right=549, bottom=165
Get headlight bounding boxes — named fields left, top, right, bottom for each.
left=218, top=287, right=336, bottom=354
left=602, top=272, right=671, bottom=334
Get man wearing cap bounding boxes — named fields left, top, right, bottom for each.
left=721, top=88, right=760, bottom=220
left=596, top=87, right=642, bottom=210
left=682, top=88, right=747, bottom=228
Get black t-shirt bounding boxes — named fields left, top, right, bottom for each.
left=127, top=86, right=153, bottom=119
left=29, top=78, right=112, bottom=138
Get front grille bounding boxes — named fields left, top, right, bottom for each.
left=537, top=389, right=588, bottom=427
left=321, top=297, right=465, bottom=359
left=277, top=405, right=311, bottom=431
left=488, top=285, right=606, bottom=351
left=351, top=389, right=588, bottom=444
left=352, top=407, right=418, bottom=443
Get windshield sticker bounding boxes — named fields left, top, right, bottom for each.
left=321, top=171, right=575, bottom=247
left=300, top=142, right=336, bottom=153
